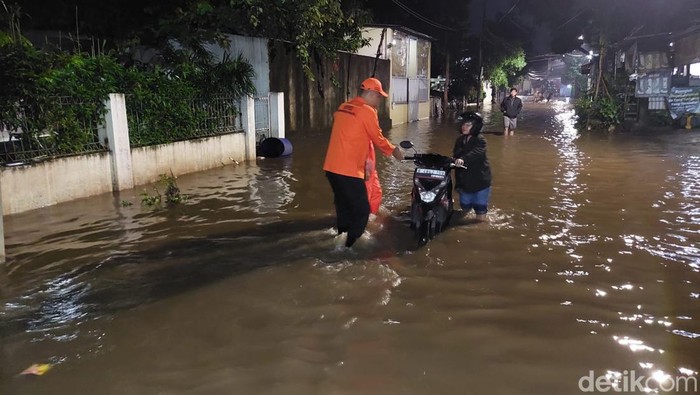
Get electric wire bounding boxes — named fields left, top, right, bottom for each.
left=388, top=0, right=459, bottom=31
left=499, top=0, right=522, bottom=22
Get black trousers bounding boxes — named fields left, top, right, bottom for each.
left=326, top=171, right=370, bottom=247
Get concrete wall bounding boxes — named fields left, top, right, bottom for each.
left=0, top=92, right=262, bottom=216
left=131, top=132, right=246, bottom=186
left=1, top=152, right=113, bottom=215
left=268, top=40, right=392, bottom=133
left=389, top=96, right=431, bottom=125
left=419, top=102, right=430, bottom=120
left=0, top=132, right=247, bottom=215
left=391, top=103, right=408, bottom=126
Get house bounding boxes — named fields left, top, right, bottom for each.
left=355, top=25, right=432, bottom=125
left=671, top=27, right=700, bottom=87
left=612, top=25, right=700, bottom=123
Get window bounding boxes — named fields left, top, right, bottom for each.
left=690, top=63, right=700, bottom=77
left=391, top=31, right=407, bottom=77
left=417, top=40, right=430, bottom=78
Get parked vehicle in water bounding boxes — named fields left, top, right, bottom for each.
left=400, top=140, right=465, bottom=246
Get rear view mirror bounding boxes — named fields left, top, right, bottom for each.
left=399, top=140, right=414, bottom=149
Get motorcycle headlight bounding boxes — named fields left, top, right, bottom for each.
left=419, top=191, right=436, bottom=203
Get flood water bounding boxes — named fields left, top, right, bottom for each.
left=1, top=101, right=699, bottom=394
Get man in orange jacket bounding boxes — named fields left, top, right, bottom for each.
left=323, top=77, right=404, bottom=248
left=365, top=140, right=382, bottom=215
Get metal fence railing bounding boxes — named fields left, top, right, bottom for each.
left=254, top=95, right=271, bottom=142
left=1, top=95, right=249, bottom=165
left=126, top=96, right=244, bottom=148
left=0, top=96, right=107, bottom=166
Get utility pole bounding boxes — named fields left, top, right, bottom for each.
left=442, top=31, right=450, bottom=117
left=477, top=0, right=486, bottom=110
left=443, top=51, right=450, bottom=116
left=546, top=56, right=551, bottom=96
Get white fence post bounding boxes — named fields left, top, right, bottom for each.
left=101, top=94, right=134, bottom=191
left=241, top=96, right=257, bottom=160
left=269, top=92, right=286, bottom=139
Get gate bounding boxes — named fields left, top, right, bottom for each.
left=254, top=95, right=271, bottom=142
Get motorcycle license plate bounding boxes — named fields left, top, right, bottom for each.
left=416, top=168, right=446, bottom=179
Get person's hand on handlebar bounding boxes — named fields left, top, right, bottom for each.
left=392, top=146, right=405, bottom=161
left=454, top=158, right=464, bottom=166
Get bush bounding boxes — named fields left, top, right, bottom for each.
left=573, top=95, right=623, bottom=131
left=0, top=40, right=256, bottom=156
left=140, top=173, right=187, bottom=207
left=41, top=54, right=126, bottom=152
left=648, top=111, right=672, bottom=127
left=597, top=96, right=623, bottom=127
left=125, top=52, right=255, bottom=146
left=573, top=97, right=593, bottom=129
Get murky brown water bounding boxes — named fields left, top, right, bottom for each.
left=1, top=101, right=699, bottom=394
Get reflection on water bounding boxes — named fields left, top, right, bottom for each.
left=540, top=102, right=589, bottom=259
left=644, top=154, right=700, bottom=271
left=1, top=102, right=699, bottom=394
left=249, top=157, right=296, bottom=214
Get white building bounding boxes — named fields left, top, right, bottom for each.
left=356, top=25, right=432, bottom=125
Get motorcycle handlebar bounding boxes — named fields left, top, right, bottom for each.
left=401, top=155, right=468, bottom=170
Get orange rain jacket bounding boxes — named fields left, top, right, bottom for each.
left=365, top=141, right=382, bottom=214
left=323, top=97, right=396, bottom=180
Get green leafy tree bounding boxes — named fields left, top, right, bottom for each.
left=17, top=0, right=369, bottom=81
left=227, top=0, right=369, bottom=80
left=479, top=19, right=527, bottom=103
left=487, top=48, right=526, bottom=89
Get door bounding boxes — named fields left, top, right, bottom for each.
left=408, top=78, right=419, bottom=122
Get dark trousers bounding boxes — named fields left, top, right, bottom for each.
left=326, top=171, right=370, bottom=247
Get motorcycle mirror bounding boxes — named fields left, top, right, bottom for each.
left=399, top=140, right=414, bottom=149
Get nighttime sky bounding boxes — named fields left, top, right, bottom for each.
left=468, top=0, right=552, bottom=55
left=468, top=0, right=511, bottom=33
left=373, top=0, right=557, bottom=56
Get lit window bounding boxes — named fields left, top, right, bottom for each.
left=690, top=63, right=700, bottom=77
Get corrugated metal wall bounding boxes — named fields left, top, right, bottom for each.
left=648, top=96, right=667, bottom=110
left=268, top=40, right=391, bottom=133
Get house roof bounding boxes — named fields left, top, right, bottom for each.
left=364, top=24, right=434, bottom=41
left=614, top=24, right=700, bottom=51
left=671, top=24, right=700, bottom=40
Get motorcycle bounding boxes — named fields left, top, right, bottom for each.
left=399, top=140, right=465, bottom=246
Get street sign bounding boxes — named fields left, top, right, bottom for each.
left=635, top=70, right=671, bottom=97
left=668, top=87, right=700, bottom=120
